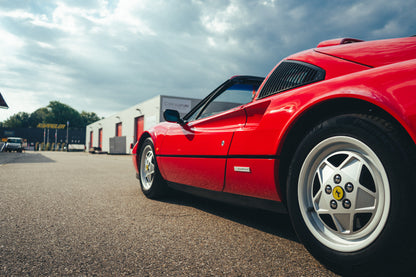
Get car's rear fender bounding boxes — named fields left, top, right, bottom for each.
left=277, top=59, right=416, bottom=154
left=276, top=59, right=416, bottom=203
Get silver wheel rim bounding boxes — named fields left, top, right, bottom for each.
left=298, top=136, right=390, bottom=252
left=140, top=145, right=155, bottom=191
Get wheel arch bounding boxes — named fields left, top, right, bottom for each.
left=138, top=131, right=152, bottom=149
left=134, top=132, right=151, bottom=163
left=277, top=97, right=416, bottom=204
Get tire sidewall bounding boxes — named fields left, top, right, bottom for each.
left=139, top=138, right=156, bottom=197
left=138, top=138, right=167, bottom=198
left=287, top=114, right=413, bottom=274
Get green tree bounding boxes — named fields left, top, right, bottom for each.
left=47, top=101, right=83, bottom=128
left=80, top=111, right=101, bottom=126
left=3, top=112, right=31, bottom=128
left=1, top=101, right=100, bottom=128
left=29, top=107, right=51, bottom=127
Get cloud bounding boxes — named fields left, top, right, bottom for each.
left=1, top=0, right=415, bottom=122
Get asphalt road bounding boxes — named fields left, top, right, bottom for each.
left=0, top=151, right=338, bottom=276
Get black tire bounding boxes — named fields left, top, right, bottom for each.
left=287, top=114, right=416, bottom=276
left=138, top=138, right=168, bottom=199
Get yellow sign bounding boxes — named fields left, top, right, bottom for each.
left=333, top=186, right=344, bottom=201
left=37, top=123, right=66, bottom=129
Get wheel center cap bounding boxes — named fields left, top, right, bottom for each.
left=333, top=186, right=344, bottom=201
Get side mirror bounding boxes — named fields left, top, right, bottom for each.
left=163, top=109, right=184, bottom=124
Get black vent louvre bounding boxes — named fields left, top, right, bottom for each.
left=258, top=60, right=325, bottom=99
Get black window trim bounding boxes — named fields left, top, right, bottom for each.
left=257, top=60, right=326, bottom=100
left=183, top=76, right=264, bottom=123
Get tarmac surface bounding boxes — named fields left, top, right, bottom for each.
left=0, top=151, right=338, bottom=276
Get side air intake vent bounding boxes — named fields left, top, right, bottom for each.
left=258, top=60, right=325, bottom=99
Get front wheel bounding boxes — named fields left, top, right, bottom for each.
left=138, top=138, right=168, bottom=199
left=287, top=114, right=415, bottom=275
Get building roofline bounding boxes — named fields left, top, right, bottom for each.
left=0, top=92, right=9, bottom=109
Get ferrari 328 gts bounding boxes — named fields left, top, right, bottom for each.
left=133, top=36, right=416, bottom=275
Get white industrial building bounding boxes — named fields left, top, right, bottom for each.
left=85, top=95, right=201, bottom=154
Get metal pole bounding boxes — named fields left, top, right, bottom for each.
left=55, top=129, right=57, bottom=150
left=66, top=121, right=69, bottom=152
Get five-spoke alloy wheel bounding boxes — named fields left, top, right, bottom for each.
left=287, top=114, right=415, bottom=275
left=140, top=144, right=156, bottom=191
left=138, top=138, right=167, bottom=198
left=298, top=136, right=390, bottom=252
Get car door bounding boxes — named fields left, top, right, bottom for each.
left=222, top=98, right=282, bottom=201
left=157, top=77, right=263, bottom=191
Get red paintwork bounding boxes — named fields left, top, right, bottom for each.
left=224, top=158, right=280, bottom=201
left=135, top=116, right=144, bottom=143
left=159, top=107, right=246, bottom=156
left=157, top=156, right=226, bottom=191
left=155, top=107, right=247, bottom=191
left=314, top=37, right=416, bottom=67
left=133, top=36, right=416, bottom=203
left=232, top=59, right=416, bottom=158
left=286, top=49, right=371, bottom=79
left=316, top=38, right=363, bottom=48
left=99, top=129, right=103, bottom=149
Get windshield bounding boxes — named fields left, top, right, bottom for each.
left=197, top=83, right=257, bottom=120
left=184, top=77, right=263, bottom=122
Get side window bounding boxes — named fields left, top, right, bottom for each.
left=198, top=84, right=256, bottom=120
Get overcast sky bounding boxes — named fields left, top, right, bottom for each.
left=1, top=0, right=415, bottom=122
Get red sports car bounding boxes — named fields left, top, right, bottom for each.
left=133, top=36, right=416, bottom=275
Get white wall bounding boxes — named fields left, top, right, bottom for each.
left=86, top=95, right=161, bottom=154
left=85, top=95, right=200, bottom=154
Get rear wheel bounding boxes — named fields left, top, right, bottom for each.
left=138, top=138, right=168, bottom=199
left=287, top=114, right=415, bottom=275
